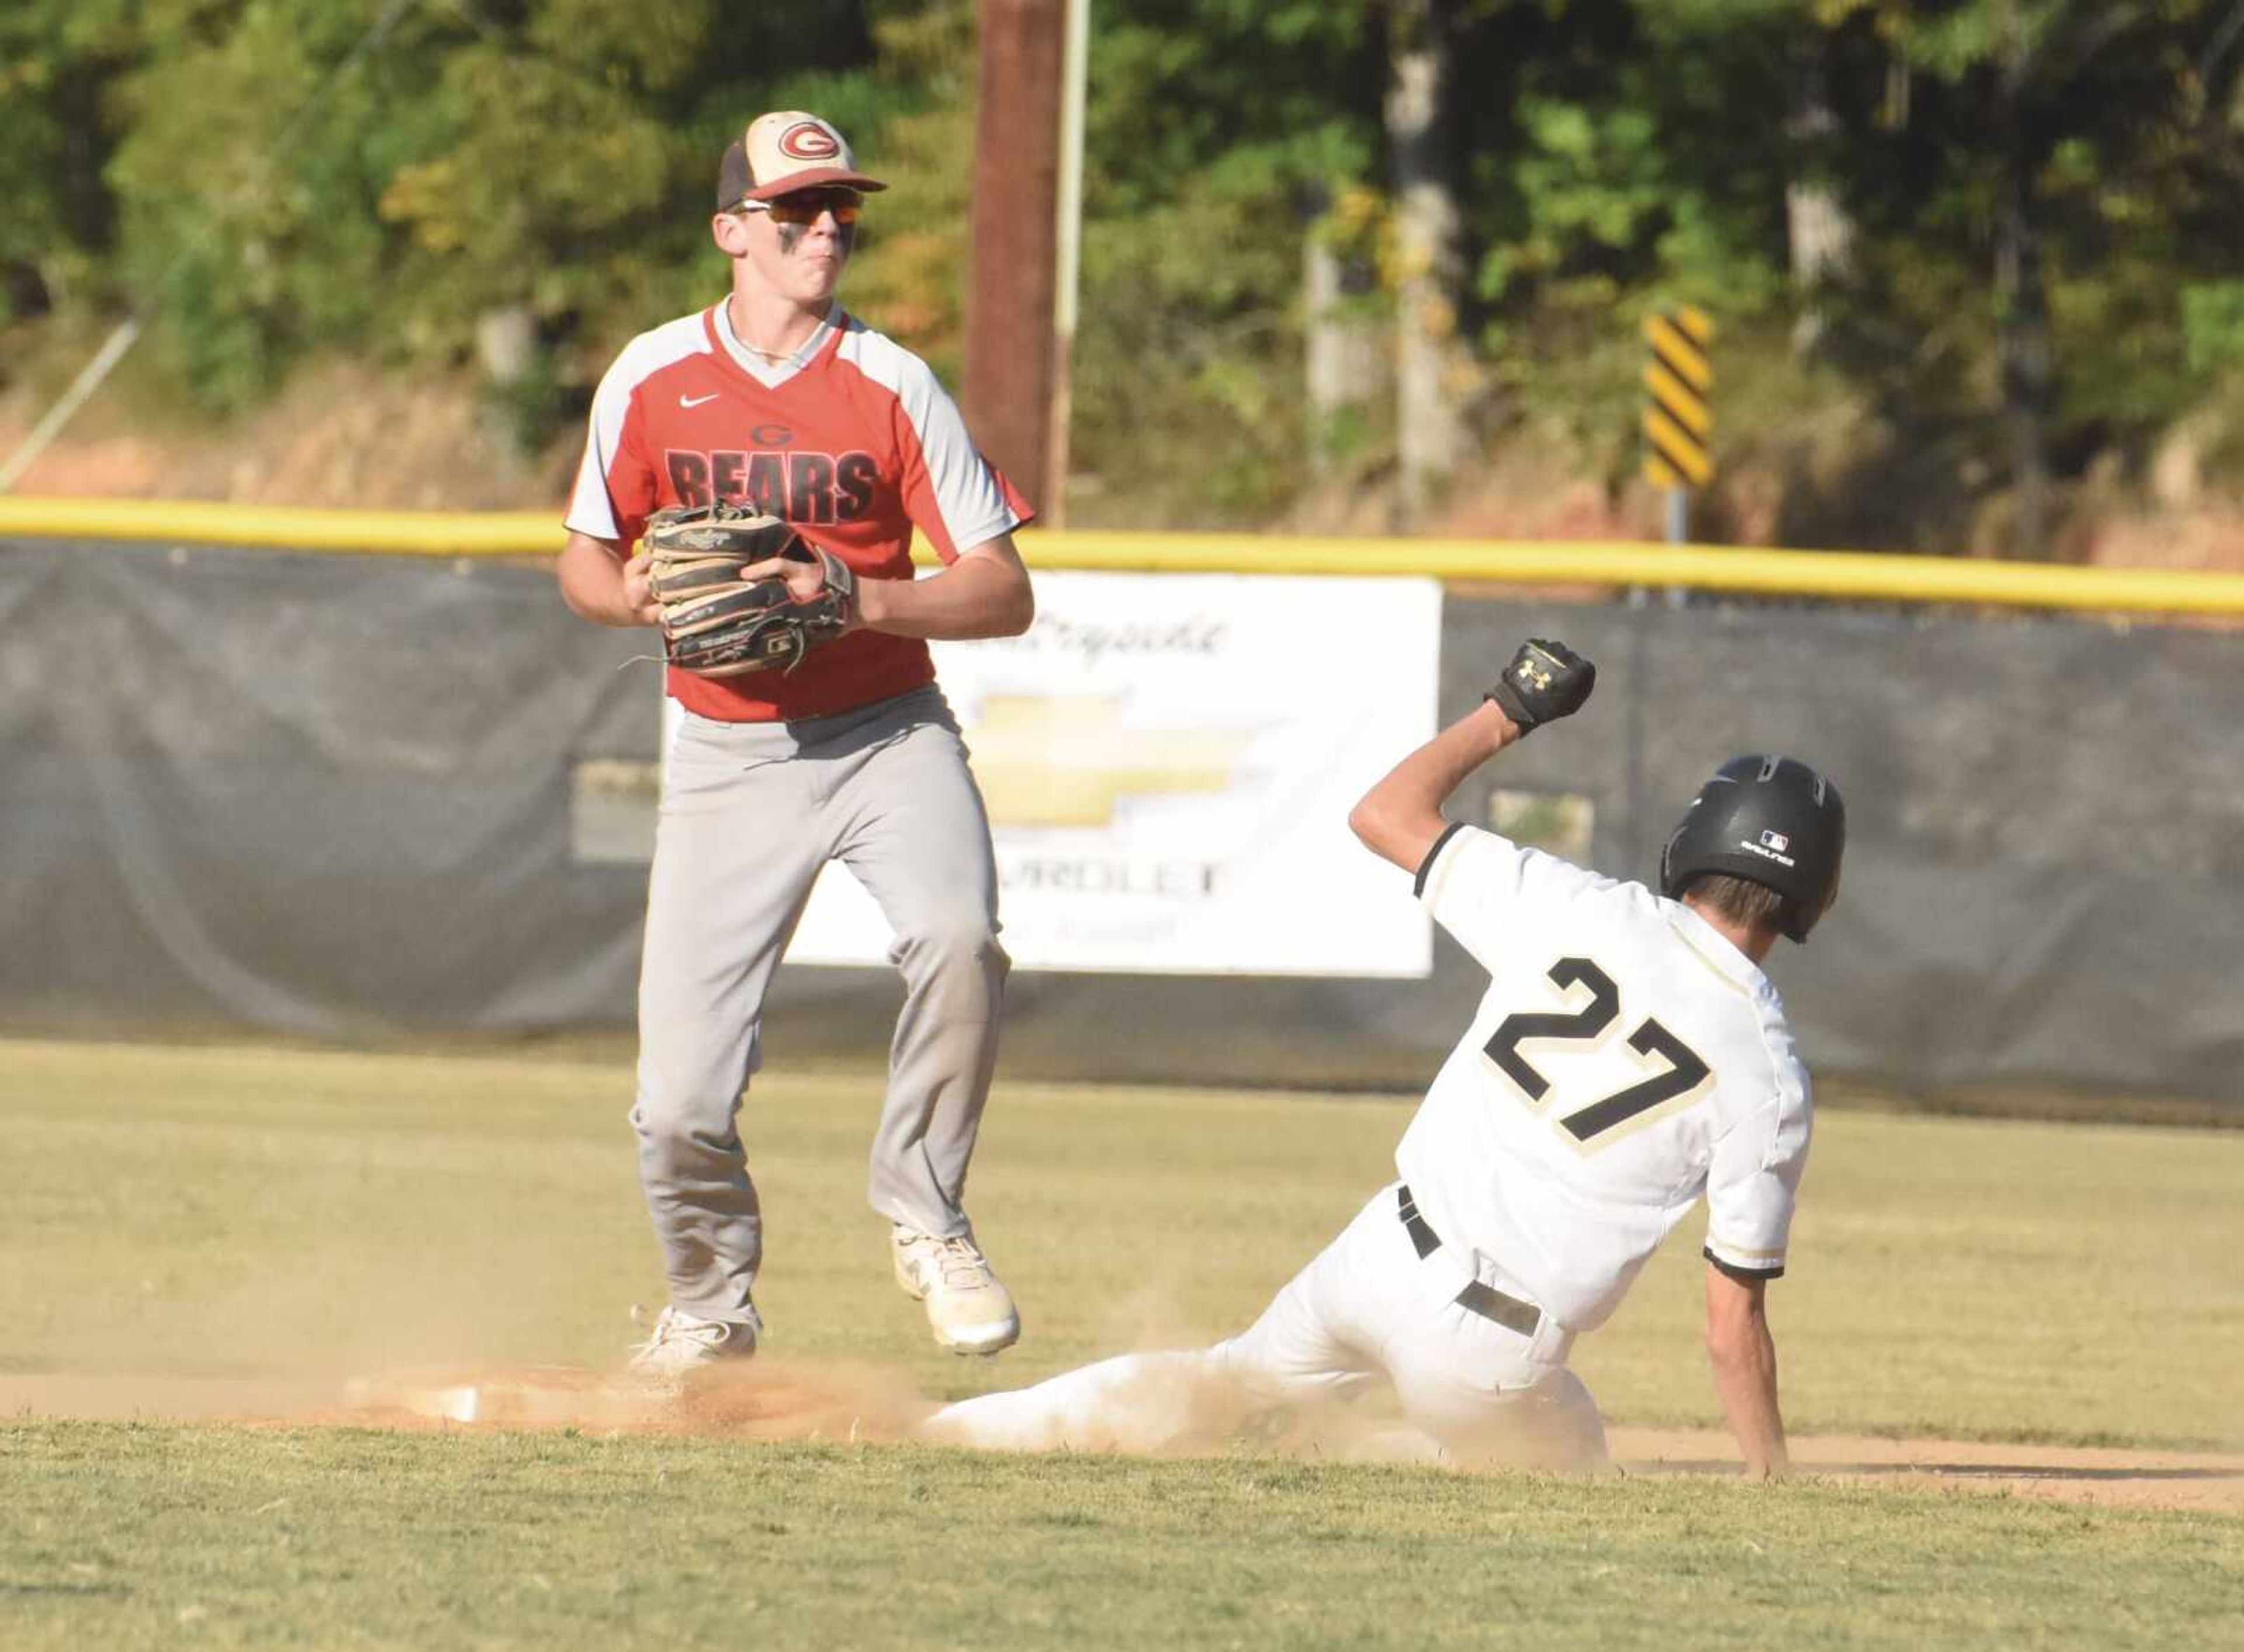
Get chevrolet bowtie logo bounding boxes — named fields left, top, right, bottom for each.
left=969, top=696, right=1248, bottom=828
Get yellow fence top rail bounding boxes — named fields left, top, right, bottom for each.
left=5, top=495, right=2243, bottom=617
left=0, top=497, right=559, bottom=556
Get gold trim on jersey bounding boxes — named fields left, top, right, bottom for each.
left=1710, top=1241, right=1786, bottom=1262
left=1670, top=916, right=1761, bottom=999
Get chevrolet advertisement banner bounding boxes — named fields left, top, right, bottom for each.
left=715, top=571, right=1443, bottom=976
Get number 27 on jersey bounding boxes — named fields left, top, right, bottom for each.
left=1483, top=957, right=1711, bottom=1148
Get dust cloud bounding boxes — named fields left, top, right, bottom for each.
left=8, top=1269, right=2239, bottom=1512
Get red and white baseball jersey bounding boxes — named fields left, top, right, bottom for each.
left=1395, top=825, right=1813, bottom=1332
left=566, top=302, right=1032, bottom=722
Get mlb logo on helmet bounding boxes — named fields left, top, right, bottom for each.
left=1663, top=752, right=1847, bottom=944
left=1740, top=830, right=1797, bottom=868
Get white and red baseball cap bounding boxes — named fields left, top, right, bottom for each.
left=716, top=112, right=888, bottom=207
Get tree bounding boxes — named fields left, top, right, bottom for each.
left=0, top=1, right=143, bottom=327
left=1064, top=0, right=1384, bottom=522
left=1388, top=0, right=1468, bottom=524
left=1833, top=1, right=2244, bottom=554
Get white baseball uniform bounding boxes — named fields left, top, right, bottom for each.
left=929, top=822, right=1812, bottom=1464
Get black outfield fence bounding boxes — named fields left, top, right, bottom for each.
left=4, top=536, right=2239, bottom=1111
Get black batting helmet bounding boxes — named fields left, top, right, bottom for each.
left=1660, top=756, right=1847, bottom=943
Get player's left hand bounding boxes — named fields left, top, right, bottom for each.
left=641, top=501, right=860, bottom=674
left=1485, top=638, right=1595, bottom=735
left=738, top=550, right=856, bottom=626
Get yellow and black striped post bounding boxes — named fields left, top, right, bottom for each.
left=1642, top=307, right=1713, bottom=543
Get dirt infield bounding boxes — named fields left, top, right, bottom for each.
left=1608, top=1428, right=2244, bottom=1514
left=8, top=1366, right=2237, bottom=1514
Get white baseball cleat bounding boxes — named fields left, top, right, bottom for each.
left=892, top=1227, right=1021, bottom=1355
left=624, top=1303, right=761, bottom=1383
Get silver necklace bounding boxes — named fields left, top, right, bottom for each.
left=739, top=337, right=810, bottom=364
left=736, top=318, right=829, bottom=368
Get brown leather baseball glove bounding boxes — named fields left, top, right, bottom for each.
left=642, top=501, right=857, bottom=677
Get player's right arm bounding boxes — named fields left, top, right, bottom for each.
left=1704, top=1262, right=1789, bottom=1477
left=557, top=531, right=660, bottom=628
left=1349, top=699, right=1519, bottom=873
left=557, top=327, right=685, bottom=630
left=1349, top=638, right=1595, bottom=873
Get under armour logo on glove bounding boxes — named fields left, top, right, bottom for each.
left=1485, top=638, right=1595, bottom=735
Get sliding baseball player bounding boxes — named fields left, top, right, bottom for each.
left=926, top=640, right=1846, bottom=1474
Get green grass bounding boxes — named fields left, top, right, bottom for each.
left=5, top=1426, right=2240, bottom=1652
left=1, top=1038, right=2236, bottom=1442
left=2, top=1037, right=2240, bottom=1650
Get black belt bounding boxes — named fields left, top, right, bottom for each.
left=1396, top=1184, right=1542, bottom=1339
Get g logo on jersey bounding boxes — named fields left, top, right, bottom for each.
left=666, top=448, right=877, bottom=524
left=778, top=122, right=841, bottom=161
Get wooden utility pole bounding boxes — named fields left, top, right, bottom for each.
left=963, top=0, right=1066, bottom=515
left=1045, top=0, right=1089, bottom=527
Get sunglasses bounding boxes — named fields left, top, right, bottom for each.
left=737, top=188, right=864, bottom=226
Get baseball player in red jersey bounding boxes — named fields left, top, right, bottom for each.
left=926, top=643, right=1845, bottom=1476
left=557, top=112, right=1034, bottom=1374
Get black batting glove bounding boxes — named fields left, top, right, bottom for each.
left=1485, top=638, right=1595, bottom=735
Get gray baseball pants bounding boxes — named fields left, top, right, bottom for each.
left=635, top=685, right=1007, bottom=1326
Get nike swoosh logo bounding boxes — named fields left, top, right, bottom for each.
left=680, top=393, right=721, bottom=408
